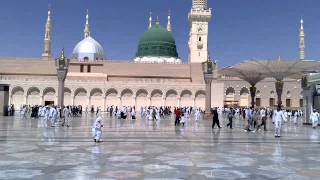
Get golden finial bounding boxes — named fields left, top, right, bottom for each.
left=60, top=48, right=65, bottom=60
left=167, top=9, right=171, bottom=32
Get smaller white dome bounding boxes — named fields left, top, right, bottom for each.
left=72, top=36, right=105, bottom=61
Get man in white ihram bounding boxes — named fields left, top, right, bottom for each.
left=92, top=116, right=103, bottom=143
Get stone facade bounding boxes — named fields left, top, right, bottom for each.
left=0, top=59, right=303, bottom=110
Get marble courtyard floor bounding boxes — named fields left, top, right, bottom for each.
left=0, top=114, right=319, bottom=180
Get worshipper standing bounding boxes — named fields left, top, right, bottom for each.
left=92, top=116, right=103, bottom=143
left=257, top=108, right=267, bottom=131
left=109, top=106, right=113, bottom=117
left=49, top=106, right=56, bottom=127
left=62, top=106, right=72, bottom=127
left=7, top=106, right=11, bottom=116
left=22, top=105, right=28, bottom=119
left=51, top=107, right=59, bottom=126
left=194, top=108, right=201, bottom=122
left=96, top=106, right=100, bottom=116
left=44, top=106, right=50, bottom=126
left=293, top=110, right=298, bottom=125
left=155, top=108, right=161, bottom=121
left=244, top=107, right=253, bottom=132
left=180, top=113, right=185, bottom=127
left=85, top=106, right=88, bottom=116
left=273, top=106, right=284, bottom=138
left=226, top=108, right=234, bottom=129
left=310, top=109, right=319, bottom=129
left=174, top=108, right=181, bottom=126
left=131, top=107, right=136, bottom=120
left=212, top=107, right=221, bottom=129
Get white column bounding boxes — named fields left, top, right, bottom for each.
left=39, top=95, right=43, bottom=105
left=192, top=98, right=195, bottom=107
left=162, top=98, right=166, bottom=107
left=24, top=95, right=28, bottom=105
left=8, top=90, right=11, bottom=105
left=118, top=96, right=121, bottom=106
left=133, top=96, right=136, bottom=107
left=55, top=95, right=58, bottom=106
left=177, top=97, right=181, bottom=107
left=87, top=96, right=91, bottom=107
left=103, top=96, right=106, bottom=111
left=147, top=96, right=151, bottom=106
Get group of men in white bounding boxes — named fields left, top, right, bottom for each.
left=16, top=103, right=319, bottom=142
left=214, top=106, right=308, bottom=138
left=20, top=105, right=72, bottom=127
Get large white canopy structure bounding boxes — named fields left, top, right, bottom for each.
left=220, top=59, right=320, bottom=107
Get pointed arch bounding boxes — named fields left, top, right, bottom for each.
left=11, top=86, right=25, bottom=107
left=195, top=90, right=205, bottom=109
left=151, top=89, right=163, bottom=107
left=106, top=88, right=119, bottom=107
left=180, top=90, right=193, bottom=107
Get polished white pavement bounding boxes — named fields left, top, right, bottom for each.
left=0, top=113, right=319, bottom=180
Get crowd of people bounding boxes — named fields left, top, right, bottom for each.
left=6, top=103, right=320, bottom=142
left=209, top=106, right=306, bottom=138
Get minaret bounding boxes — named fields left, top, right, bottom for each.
left=156, top=16, right=160, bottom=25
left=84, top=10, right=91, bottom=38
left=192, top=0, right=208, bottom=9
left=167, top=10, right=171, bottom=32
left=42, top=6, right=52, bottom=60
left=299, top=18, right=305, bottom=60
left=148, top=12, right=152, bottom=29
left=188, top=0, right=212, bottom=63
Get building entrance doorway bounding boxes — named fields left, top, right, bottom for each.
left=45, top=101, right=54, bottom=106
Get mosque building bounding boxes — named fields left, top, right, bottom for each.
left=0, top=0, right=304, bottom=110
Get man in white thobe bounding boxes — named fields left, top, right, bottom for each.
left=310, top=109, right=319, bottom=129
left=273, top=107, right=284, bottom=138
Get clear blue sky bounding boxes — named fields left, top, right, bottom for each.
left=0, top=0, right=319, bottom=67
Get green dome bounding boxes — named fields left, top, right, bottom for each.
left=135, top=24, right=179, bottom=58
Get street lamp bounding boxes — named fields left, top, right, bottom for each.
left=202, top=57, right=215, bottom=115
left=55, top=49, right=70, bottom=107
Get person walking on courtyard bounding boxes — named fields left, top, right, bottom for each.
left=310, top=109, right=319, bottom=129
left=93, top=116, right=103, bottom=143
left=273, top=106, right=284, bottom=138
left=131, top=107, right=136, bottom=120
left=62, top=106, right=71, bottom=127
left=257, top=108, right=267, bottom=131
left=226, top=108, right=234, bottom=129
left=21, top=105, right=28, bottom=119
left=109, top=106, right=113, bottom=117
left=212, top=107, right=221, bottom=129
left=244, top=107, right=253, bottom=131
left=174, top=108, right=181, bottom=126
left=194, top=108, right=201, bottom=122
left=180, top=113, right=185, bottom=127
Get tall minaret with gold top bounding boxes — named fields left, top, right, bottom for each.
left=188, top=0, right=212, bottom=63
left=42, top=7, right=52, bottom=60
left=299, top=18, right=305, bottom=60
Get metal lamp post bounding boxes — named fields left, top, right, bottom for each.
left=202, top=58, right=214, bottom=115
left=55, top=49, right=70, bottom=107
